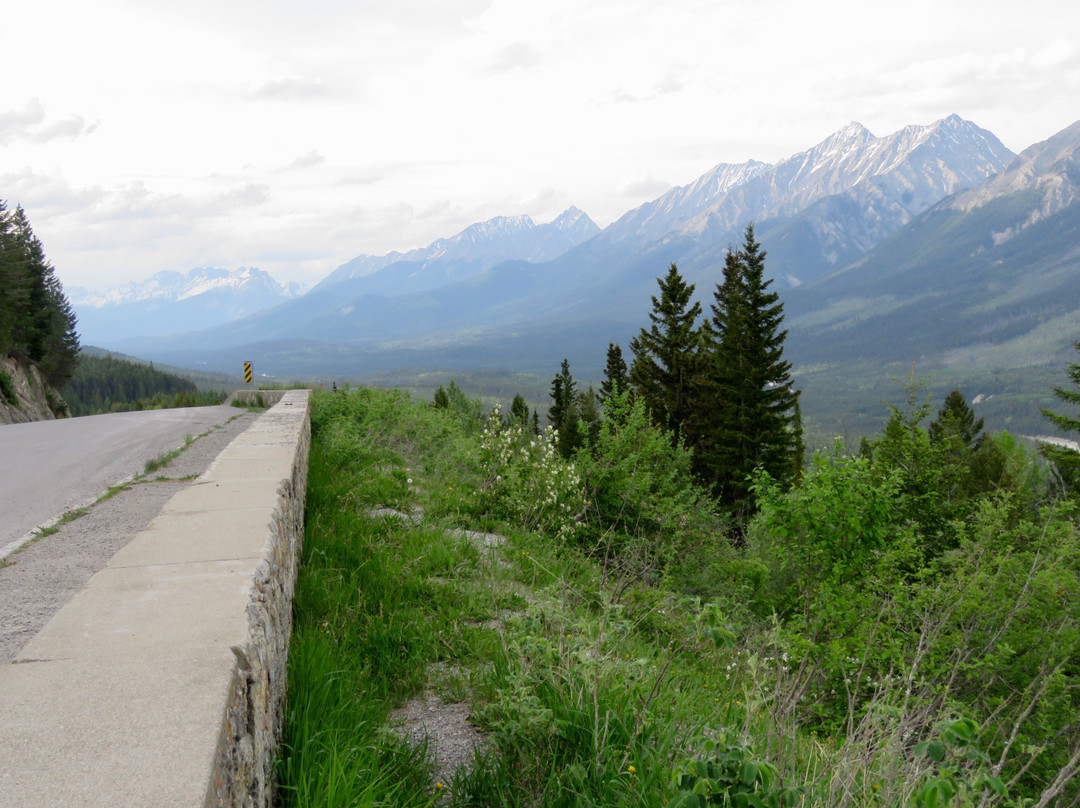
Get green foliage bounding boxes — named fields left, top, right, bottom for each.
left=600, top=342, right=630, bottom=405
left=432, top=383, right=450, bottom=409
left=750, top=446, right=903, bottom=618
left=0, top=369, right=14, bottom=404
left=283, top=382, right=1080, bottom=808
left=549, top=357, right=583, bottom=458
left=671, top=738, right=800, bottom=807
left=509, top=392, right=530, bottom=425
left=691, top=225, right=800, bottom=518
left=477, top=403, right=584, bottom=540
left=1040, top=340, right=1080, bottom=493
left=62, top=352, right=226, bottom=416
left=0, top=201, right=80, bottom=388
left=928, top=388, right=985, bottom=449
left=911, top=719, right=1006, bottom=808
left=629, top=262, right=703, bottom=446
left=574, top=387, right=721, bottom=579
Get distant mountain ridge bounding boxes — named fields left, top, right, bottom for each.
left=311, top=206, right=600, bottom=296
left=72, top=266, right=303, bottom=345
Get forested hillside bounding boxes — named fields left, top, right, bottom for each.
left=0, top=200, right=80, bottom=391
left=61, top=352, right=227, bottom=416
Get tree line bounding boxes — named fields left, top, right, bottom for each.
left=61, top=353, right=227, bottom=416
left=0, top=200, right=80, bottom=390
left=546, top=224, right=802, bottom=522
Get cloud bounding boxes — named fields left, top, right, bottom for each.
left=617, top=175, right=672, bottom=198
left=251, top=77, right=335, bottom=101
left=0, top=169, right=106, bottom=212
left=212, top=183, right=271, bottom=208
left=477, top=42, right=544, bottom=75
left=0, top=98, right=97, bottom=146
left=656, top=75, right=683, bottom=95
left=336, top=171, right=383, bottom=186
left=281, top=150, right=326, bottom=172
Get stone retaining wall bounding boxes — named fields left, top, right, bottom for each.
left=207, top=392, right=310, bottom=807
left=0, top=390, right=311, bottom=807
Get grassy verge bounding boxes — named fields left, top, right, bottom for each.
left=281, top=386, right=1080, bottom=807
left=279, top=388, right=776, bottom=807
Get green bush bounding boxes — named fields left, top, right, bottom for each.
left=0, top=369, right=14, bottom=404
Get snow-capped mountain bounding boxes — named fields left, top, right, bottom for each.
left=73, top=266, right=303, bottom=345
left=310, top=206, right=600, bottom=296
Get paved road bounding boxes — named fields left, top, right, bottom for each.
left=0, top=405, right=242, bottom=555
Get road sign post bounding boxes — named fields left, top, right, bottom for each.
left=244, top=361, right=252, bottom=384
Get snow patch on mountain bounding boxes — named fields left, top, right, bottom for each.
left=312, top=206, right=600, bottom=293
left=73, top=266, right=301, bottom=308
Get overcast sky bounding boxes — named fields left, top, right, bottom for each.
left=2, top=0, right=1078, bottom=291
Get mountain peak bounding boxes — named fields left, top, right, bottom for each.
left=948, top=118, right=1080, bottom=216
left=548, top=206, right=600, bottom=236
left=837, top=121, right=875, bottom=141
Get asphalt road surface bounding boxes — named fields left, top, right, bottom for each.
left=0, top=405, right=243, bottom=555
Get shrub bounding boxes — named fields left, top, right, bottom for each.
left=477, top=404, right=584, bottom=541
left=0, top=369, right=14, bottom=404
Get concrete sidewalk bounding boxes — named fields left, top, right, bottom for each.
left=0, top=390, right=310, bottom=808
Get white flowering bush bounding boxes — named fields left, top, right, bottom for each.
left=478, top=404, right=584, bottom=540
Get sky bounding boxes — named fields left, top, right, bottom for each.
left=2, top=0, right=1079, bottom=292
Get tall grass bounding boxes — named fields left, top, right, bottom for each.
left=279, top=386, right=1076, bottom=807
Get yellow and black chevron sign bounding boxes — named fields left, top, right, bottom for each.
left=244, top=361, right=252, bottom=384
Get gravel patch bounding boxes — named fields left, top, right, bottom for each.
left=390, top=696, right=488, bottom=789
left=446, top=528, right=505, bottom=548
left=0, top=412, right=258, bottom=664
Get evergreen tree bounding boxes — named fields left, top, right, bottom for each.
left=432, top=385, right=450, bottom=409
left=693, top=224, right=800, bottom=516
left=929, top=389, right=985, bottom=450
left=600, top=342, right=629, bottom=403
left=0, top=201, right=80, bottom=388
left=548, top=358, right=582, bottom=458
left=628, top=263, right=702, bottom=445
left=1040, top=341, right=1080, bottom=493
left=577, top=385, right=602, bottom=448
left=509, top=393, right=530, bottom=426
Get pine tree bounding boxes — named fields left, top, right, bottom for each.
left=693, top=224, right=800, bottom=516
left=509, top=393, right=530, bottom=426
left=1040, top=341, right=1080, bottom=493
left=628, top=263, right=702, bottom=445
left=0, top=201, right=80, bottom=388
left=548, top=358, right=582, bottom=458
left=600, top=342, right=629, bottom=403
left=929, top=389, right=985, bottom=450
left=577, top=385, right=602, bottom=447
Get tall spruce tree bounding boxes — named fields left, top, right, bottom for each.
left=509, top=393, right=530, bottom=426
left=693, top=224, right=800, bottom=516
left=600, top=342, right=629, bottom=403
left=929, top=389, right=985, bottom=450
left=1040, top=341, right=1080, bottom=493
left=628, top=263, right=702, bottom=445
left=548, top=358, right=582, bottom=458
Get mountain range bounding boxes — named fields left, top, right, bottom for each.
left=91, top=114, right=1080, bottom=436
left=71, top=266, right=304, bottom=345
